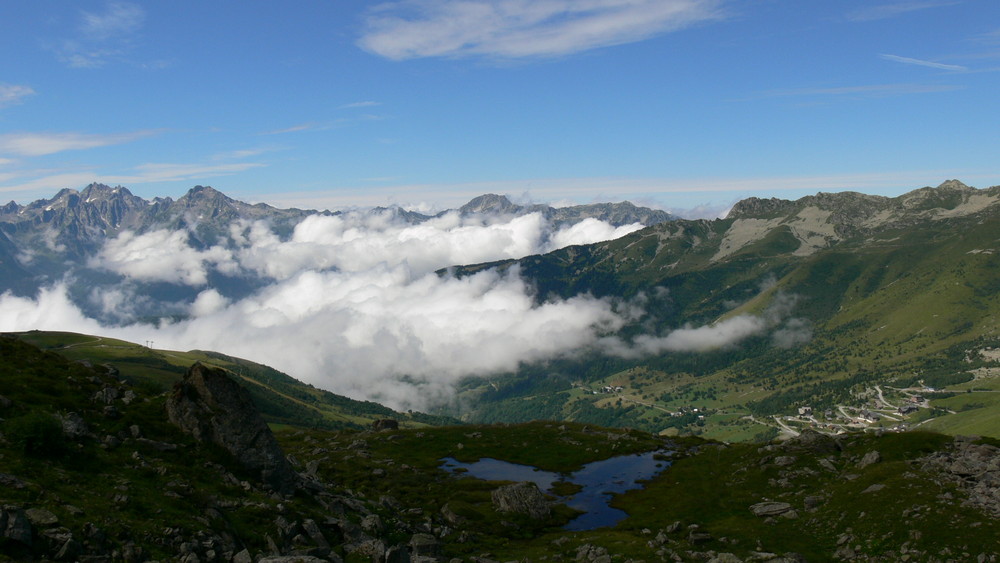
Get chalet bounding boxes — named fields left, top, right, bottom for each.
left=798, top=406, right=813, bottom=416
left=898, top=405, right=919, bottom=415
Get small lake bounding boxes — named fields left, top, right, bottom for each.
left=440, top=450, right=670, bottom=531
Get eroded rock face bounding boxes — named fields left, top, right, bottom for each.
left=166, top=363, right=298, bottom=494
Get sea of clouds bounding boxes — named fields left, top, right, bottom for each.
left=0, top=209, right=806, bottom=410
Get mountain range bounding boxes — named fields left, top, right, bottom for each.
left=445, top=180, right=1000, bottom=440
left=0, top=184, right=674, bottom=290
left=0, top=184, right=674, bottom=323
left=3, top=180, right=1000, bottom=441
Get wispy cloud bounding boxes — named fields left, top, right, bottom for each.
left=55, top=1, right=145, bottom=68
left=760, top=83, right=962, bottom=99
left=880, top=53, right=968, bottom=71
left=358, top=0, right=726, bottom=61
left=80, top=1, right=145, bottom=39
left=212, top=147, right=280, bottom=161
left=261, top=123, right=329, bottom=135
left=847, top=1, right=959, bottom=22
left=0, top=85, right=36, bottom=109
left=262, top=114, right=387, bottom=135
left=340, top=101, right=382, bottom=109
left=0, top=130, right=158, bottom=157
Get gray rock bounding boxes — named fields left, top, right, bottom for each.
left=1, top=506, right=33, bottom=546
left=58, top=412, right=89, bottom=439
left=0, top=474, right=27, bottom=489
left=409, top=533, right=440, bottom=557
left=857, top=450, right=881, bottom=469
left=773, top=456, right=796, bottom=467
left=0, top=394, right=12, bottom=409
left=26, top=507, right=59, bottom=527
left=258, top=557, right=331, bottom=563
left=92, top=386, right=120, bottom=405
left=491, top=481, right=552, bottom=519
left=749, top=502, right=794, bottom=517
left=166, top=363, right=298, bottom=494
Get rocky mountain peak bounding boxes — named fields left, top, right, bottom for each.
left=80, top=183, right=134, bottom=200
left=936, top=179, right=971, bottom=191
left=1, top=200, right=21, bottom=215
left=178, top=185, right=231, bottom=204
left=725, top=196, right=795, bottom=219
left=460, top=193, right=520, bottom=215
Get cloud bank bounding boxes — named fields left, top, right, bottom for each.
left=359, top=0, right=725, bottom=60
left=0, top=209, right=804, bottom=410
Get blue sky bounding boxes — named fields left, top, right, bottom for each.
left=2, top=0, right=999, bottom=215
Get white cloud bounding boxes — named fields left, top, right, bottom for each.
left=190, top=289, right=230, bottom=316
left=0, top=85, right=35, bottom=109
left=880, top=54, right=967, bottom=72
left=90, top=229, right=238, bottom=286
left=0, top=284, right=106, bottom=334
left=549, top=218, right=644, bottom=249
left=359, top=0, right=725, bottom=60
left=0, top=130, right=157, bottom=157
left=0, top=202, right=809, bottom=410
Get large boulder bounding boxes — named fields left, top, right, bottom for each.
left=166, top=363, right=297, bottom=493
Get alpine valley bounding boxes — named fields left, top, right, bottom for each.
left=3, top=180, right=1000, bottom=561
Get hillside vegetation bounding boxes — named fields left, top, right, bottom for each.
left=2, top=333, right=1000, bottom=561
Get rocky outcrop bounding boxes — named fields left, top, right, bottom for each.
left=491, top=481, right=552, bottom=519
left=167, top=363, right=298, bottom=494
left=920, top=435, right=1000, bottom=516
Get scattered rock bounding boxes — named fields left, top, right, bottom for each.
left=921, top=437, right=1000, bottom=516
left=861, top=484, right=886, bottom=494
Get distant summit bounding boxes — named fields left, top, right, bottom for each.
left=454, top=193, right=677, bottom=226
left=459, top=193, right=524, bottom=215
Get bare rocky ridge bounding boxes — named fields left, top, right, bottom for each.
left=166, top=362, right=299, bottom=494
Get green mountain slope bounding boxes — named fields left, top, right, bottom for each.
left=2, top=334, right=999, bottom=561
left=446, top=181, right=1000, bottom=440
left=12, top=330, right=456, bottom=430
